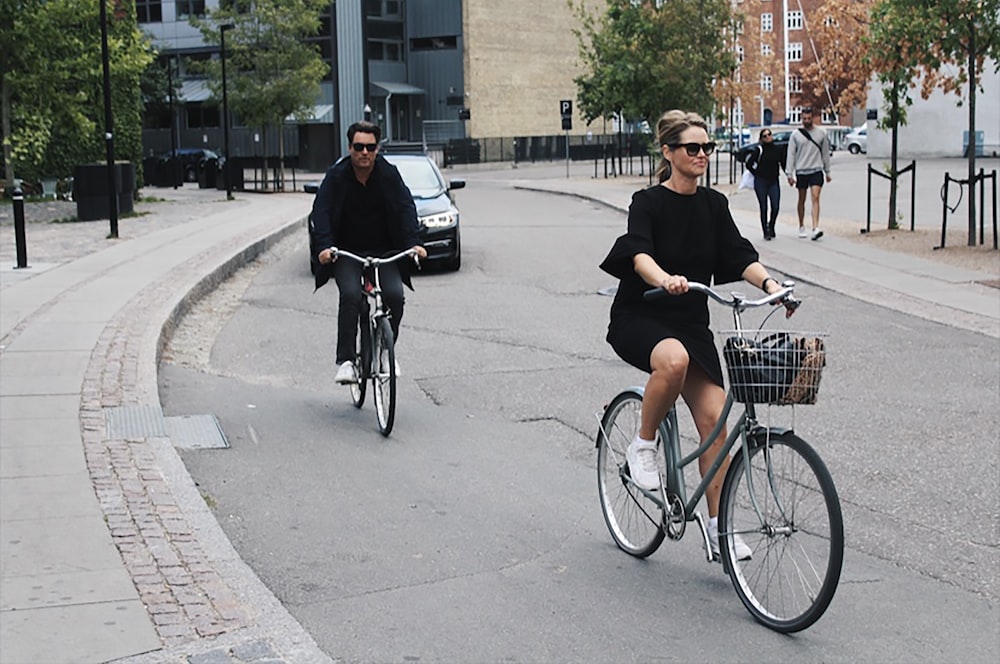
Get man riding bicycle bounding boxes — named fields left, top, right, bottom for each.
left=310, top=121, right=427, bottom=384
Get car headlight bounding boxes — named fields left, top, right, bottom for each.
left=420, top=209, right=458, bottom=229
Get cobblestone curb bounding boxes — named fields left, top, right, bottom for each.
left=77, top=217, right=331, bottom=663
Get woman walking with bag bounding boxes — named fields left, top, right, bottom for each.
left=745, top=129, right=785, bottom=240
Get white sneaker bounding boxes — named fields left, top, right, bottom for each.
left=798, top=227, right=808, bottom=238
left=811, top=228, right=824, bottom=241
left=708, top=520, right=752, bottom=561
left=334, top=361, right=358, bottom=384
left=626, top=438, right=660, bottom=490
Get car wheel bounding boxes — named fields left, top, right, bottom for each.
left=848, top=144, right=860, bottom=155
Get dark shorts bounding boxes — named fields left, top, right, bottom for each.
left=795, top=172, right=825, bottom=189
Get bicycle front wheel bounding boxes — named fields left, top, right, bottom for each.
left=372, top=317, right=396, bottom=436
left=596, top=391, right=665, bottom=558
left=720, top=432, right=844, bottom=633
left=350, top=310, right=370, bottom=408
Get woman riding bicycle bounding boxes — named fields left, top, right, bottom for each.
left=599, top=109, right=787, bottom=559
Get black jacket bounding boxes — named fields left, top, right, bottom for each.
left=309, top=154, right=420, bottom=290
left=745, top=142, right=785, bottom=184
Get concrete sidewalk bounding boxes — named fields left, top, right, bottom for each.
left=1, top=188, right=331, bottom=663
left=0, top=161, right=997, bottom=664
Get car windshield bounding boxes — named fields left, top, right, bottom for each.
left=388, top=158, right=445, bottom=199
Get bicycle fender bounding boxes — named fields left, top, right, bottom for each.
left=747, top=425, right=794, bottom=449
left=595, top=387, right=646, bottom=448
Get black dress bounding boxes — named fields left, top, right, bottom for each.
left=599, top=185, right=758, bottom=386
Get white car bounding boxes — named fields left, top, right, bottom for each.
left=844, top=126, right=867, bottom=154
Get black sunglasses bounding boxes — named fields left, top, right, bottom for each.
left=352, top=142, right=378, bottom=153
left=670, top=142, right=717, bottom=157
left=761, top=132, right=772, bottom=138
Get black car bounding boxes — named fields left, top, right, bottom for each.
left=158, top=148, right=220, bottom=182
left=305, top=152, right=465, bottom=272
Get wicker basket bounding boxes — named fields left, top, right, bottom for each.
left=722, top=332, right=827, bottom=405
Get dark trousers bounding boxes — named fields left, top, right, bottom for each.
left=754, top=177, right=781, bottom=236
left=333, top=258, right=405, bottom=363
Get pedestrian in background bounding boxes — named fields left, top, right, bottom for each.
left=745, top=129, right=785, bottom=240
left=786, top=107, right=831, bottom=240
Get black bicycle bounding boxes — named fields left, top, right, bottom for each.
left=328, top=247, right=417, bottom=436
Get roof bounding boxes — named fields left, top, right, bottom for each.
left=370, top=81, right=426, bottom=96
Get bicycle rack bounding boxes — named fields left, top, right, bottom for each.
left=864, top=161, right=916, bottom=233
left=936, top=169, right=998, bottom=250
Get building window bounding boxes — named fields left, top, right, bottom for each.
left=761, top=43, right=772, bottom=56
left=367, top=0, right=402, bottom=18
left=788, top=75, right=802, bottom=93
left=760, top=75, right=773, bottom=92
left=822, top=108, right=837, bottom=124
left=789, top=106, right=802, bottom=124
left=761, top=13, right=773, bottom=32
left=136, top=0, right=162, bottom=23
left=177, top=1, right=206, bottom=19
left=736, top=45, right=744, bottom=63
left=186, top=104, right=219, bottom=129
left=788, top=42, right=803, bottom=61
left=787, top=10, right=803, bottom=30
left=411, top=36, right=457, bottom=51
left=368, top=39, right=403, bottom=61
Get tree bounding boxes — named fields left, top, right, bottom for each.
left=906, top=0, right=1000, bottom=245
left=569, top=0, right=737, bottom=129
left=0, top=0, right=151, bottom=187
left=799, top=0, right=875, bottom=118
left=192, top=0, right=329, bottom=190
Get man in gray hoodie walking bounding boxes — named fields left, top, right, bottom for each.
left=786, top=107, right=832, bottom=240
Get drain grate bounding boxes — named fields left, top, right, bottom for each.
left=165, top=414, right=229, bottom=449
left=104, top=405, right=228, bottom=449
left=105, top=404, right=167, bottom=439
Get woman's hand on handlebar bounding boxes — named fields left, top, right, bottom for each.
left=412, top=245, right=427, bottom=260
left=659, top=273, right=689, bottom=295
left=318, top=247, right=335, bottom=265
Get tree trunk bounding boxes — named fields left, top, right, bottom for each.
left=966, top=23, right=977, bottom=246
left=278, top=121, right=286, bottom=191
left=261, top=126, right=269, bottom=191
left=2, top=76, right=14, bottom=185
left=888, top=79, right=900, bottom=230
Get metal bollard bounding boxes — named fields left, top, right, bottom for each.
left=12, top=186, right=29, bottom=269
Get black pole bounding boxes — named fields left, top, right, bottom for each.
left=12, top=187, right=28, bottom=268
left=99, top=0, right=118, bottom=238
left=220, top=24, right=235, bottom=201
left=167, top=55, right=178, bottom=189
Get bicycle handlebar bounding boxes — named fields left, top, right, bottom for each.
left=327, top=246, right=419, bottom=268
left=643, top=280, right=801, bottom=313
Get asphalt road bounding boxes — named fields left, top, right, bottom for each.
left=159, top=173, right=999, bottom=662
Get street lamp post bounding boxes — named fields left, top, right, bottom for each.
left=99, top=0, right=118, bottom=237
left=220, top=23, right=235, bottom=200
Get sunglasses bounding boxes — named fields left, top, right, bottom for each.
left=670, top=142, right=717, bottom=157
left=352, top=142, right=378, bottom=153
left=761, top=132, right=772, bottom=138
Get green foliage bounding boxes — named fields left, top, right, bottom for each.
left=569, top=0, right=736, bottom=126
left=1, top=0, right=153, bottom=183
left=191, top=0, right=330, bottom=131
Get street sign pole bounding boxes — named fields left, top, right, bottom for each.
left=560, top=100, right=573, bottom=179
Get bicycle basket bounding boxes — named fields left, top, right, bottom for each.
left=722, top=332, right=827, bottom=405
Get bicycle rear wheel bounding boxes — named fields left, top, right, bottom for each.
left=372, top=317, right=396, bottom=436
left=350, top=307, right=370, bottom=408
left=596, top=391, right=665, bottom=557
left=720, top=431, right=843, bottom=632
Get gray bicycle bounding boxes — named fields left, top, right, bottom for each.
left=596, top=281, right=843, bottom=632
left=329, top=247, right=417, bottom=437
